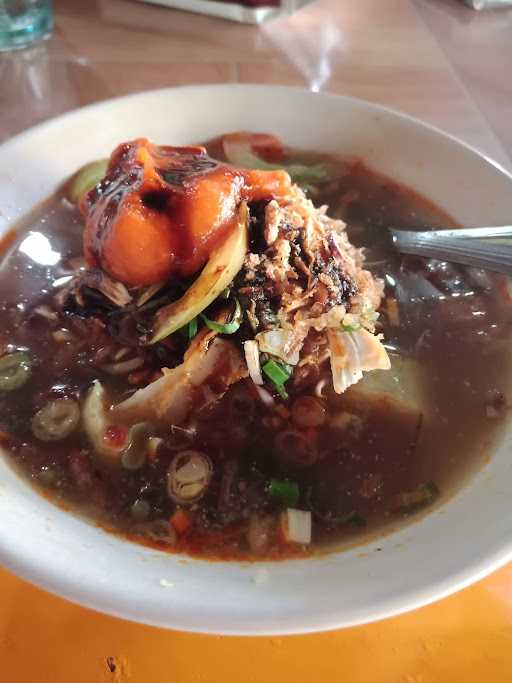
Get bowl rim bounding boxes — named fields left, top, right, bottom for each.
left=2, top=83, right=511, bottom=178
left=1, top=83, right=512, bottom=635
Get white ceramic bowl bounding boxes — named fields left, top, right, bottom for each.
left=1, top=85, right=511, bottom=635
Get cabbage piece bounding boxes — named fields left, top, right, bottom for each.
left=255, top=328, right=301, bottom=365
left=113, top=336, right=247, bottom=427
left=327, top=328, right=391, bottom=394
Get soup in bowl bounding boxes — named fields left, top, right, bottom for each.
left=0, top=85, right=511, bottom=634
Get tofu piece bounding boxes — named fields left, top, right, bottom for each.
left=344, top=354, right=430, bottom=418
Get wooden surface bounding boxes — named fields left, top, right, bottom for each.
left=1, top=0, right=511, bottom=169
left=1, top=0, right=512, bottom=680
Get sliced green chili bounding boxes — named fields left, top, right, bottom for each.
left=201, top=298, right=242, bottom=335
left=0, top=352, right=32, bottom=392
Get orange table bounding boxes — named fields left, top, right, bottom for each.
left=2, top=563, right=512, bottom=681
left=1, top=0, right=512, bottom=680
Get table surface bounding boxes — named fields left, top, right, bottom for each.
left=1, top=0, right=512, bottom=680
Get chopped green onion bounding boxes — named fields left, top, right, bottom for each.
left=268, top=479, right=300, bottom=507
left=179, top=316, right=198, bottom=341
left=201, top=298, right=242, bottom=335
left=262, top=359, right=292, bottom=398
left=187, top=317, right=198, bottom=340
left=321, top=510, right=366, bottom=526
left=275, top=384, right=289, bottom=400
left=342, top=511, right=366, bottom=527
left=262, top=359, right=291, bottom=385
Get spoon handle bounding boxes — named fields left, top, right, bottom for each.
left=390, top=226, right=512, bottom=275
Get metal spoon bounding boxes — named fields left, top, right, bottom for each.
left=390, top=226, right=512, bottom=275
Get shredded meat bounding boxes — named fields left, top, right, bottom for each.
left=69, top=140, right=388, bottom=404
left=235, top=185, right=384, bottom=371
left=264, top=200, right=281, bottom=246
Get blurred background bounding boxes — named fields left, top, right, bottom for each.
left=0, top=0, right=511, bottom=170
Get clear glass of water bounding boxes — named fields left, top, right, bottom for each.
left=0, top=0, right=53, bottom=52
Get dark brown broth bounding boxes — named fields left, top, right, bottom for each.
left=0, top=153, right=510, bottom=560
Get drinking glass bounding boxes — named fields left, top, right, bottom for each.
left=0, top=0, right=53, bottom=52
